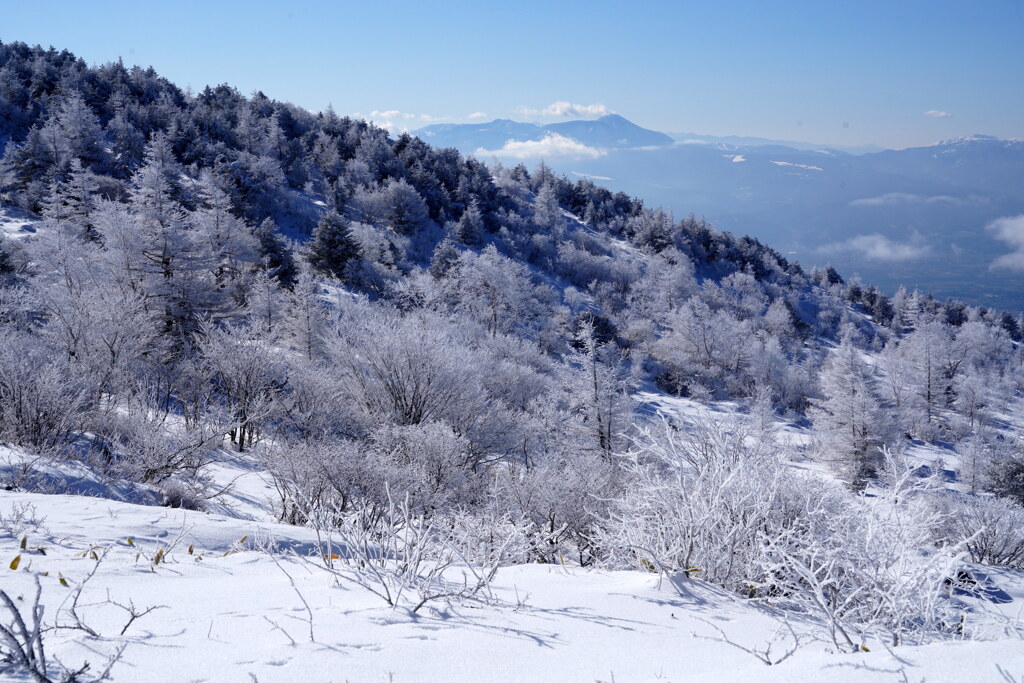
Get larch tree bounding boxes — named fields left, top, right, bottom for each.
left=810, top=336, right=891, bottom=488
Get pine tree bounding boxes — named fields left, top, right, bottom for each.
left=254, top=217, right=297, bottom=287
left=429, top=237, right=461, bottom=279
left=454, top=199, right=484, bottom=246
left=38, top=91, right=108, bottom=171
left=308, top=210, right=360, bottom=279
left=193, top=175, right=260, bottom=292
left=105, top=104, right=147, bottom=177
left=41, top=159, right=100, bottom=240
left=382, top=178, right=429, bottom=235
left=0, top=234, right=14, bottom=277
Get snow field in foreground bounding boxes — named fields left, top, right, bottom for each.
left=3, top=490, right=1024, bottom=682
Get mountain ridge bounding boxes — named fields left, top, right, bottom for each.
left=415, top=113, right=673, bottom=151
left=413, top=112, right=1024, bottom=309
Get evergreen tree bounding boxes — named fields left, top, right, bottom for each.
left=38, top=91, right=109, bottom=171
left=41, top=158, right=100, bottom=240
left=308, top=209, right=360, bottom=279
left=382, top=178, right=429, bottom=235
left=105, top=105, right=147, bottom=177
left=0, top=234, right=14, bottom=278
left=429, top=237, right=461, bottom=279
left=254, top=217, right=298, bottom=287
left=453, top=199, right=484, bottom=246
left=193, top=175, right=260, bottom=294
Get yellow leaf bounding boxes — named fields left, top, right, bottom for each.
left=59, top=577, right=69, bottom=587
left=153, top=548, right=165, bottom=565
left=126, top=537, right=134, bottom=546
left=9, top=555, right=21, bottom=570
left=19, top=536, right=27, bottom=550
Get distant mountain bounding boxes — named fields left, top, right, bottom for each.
left=415, top=114, right=673, bottom=152
left=544, top=114, right=674, bottom=148
left=668, top=131, right=885, bottom=155
left=413, top=116, right=1024, bottom=309
left=866, top=135, right=1024, bottom=193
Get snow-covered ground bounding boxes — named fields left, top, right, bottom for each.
left=0, top=205, right=39, bottom=240
left=4, top=444, right=1024, bottom=682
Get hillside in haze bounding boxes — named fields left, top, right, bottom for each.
left=2, top=40, right=1024, bottom=681
left=419, top=118, right=1024, bottom=310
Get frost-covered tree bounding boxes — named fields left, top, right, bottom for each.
left=382, top=178, right=429, bottom=235
left=809, top=337, right=891, bottom=486
left=37, top=91, right=109, bottom=171
left=193, top=176, right=260, bottom=298
left=307, top=209, right=360, bottom=279
left=253, top=217, right=298, bottom=287
left=40, top=158, right=100, bottom=239
left=429, top=236, right=461, bottom=280
left=561, top=321, right=634, bottom=458
left=285, top=266, right=328, bottom=360
left=452, top=199, right=484, bottom=246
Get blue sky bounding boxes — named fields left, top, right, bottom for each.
left=2, top=0, right=1022, bottom=148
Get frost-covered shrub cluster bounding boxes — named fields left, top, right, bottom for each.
left=1, top=41, right=1024, bottom=651
left=600, top=422, right=977, bottom=649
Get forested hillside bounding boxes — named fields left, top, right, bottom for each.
left=2, top=40, right=1024, bottom=681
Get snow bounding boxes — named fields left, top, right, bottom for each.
left=1, top=364, right=1022, bottom=680
left=4, top=488, right=1024, bottom=682
left=770, top=160, right=823, bottom=171
left=0, top=205, right=39, bottom=239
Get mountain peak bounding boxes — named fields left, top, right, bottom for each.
left=414, top=113, right=673, bottom=152
left=933, top=134, right=1020, bottom=147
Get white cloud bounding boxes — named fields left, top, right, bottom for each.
left=572, top=171, right=614, bottom=181
left=724, top=154, right=746, bottom=163
left=467, top=111, right=488, bottom=120
left=849, top=192, right=966, bottom=207
left=850, top=192, right=920, bottom=207
left=518, top=101, right=611, bottom=118
left=924, top=110, right=953, bottom=118
left=987, top=215, right=1024, bottom=272
left=823, top=233, right=931, bottom=262
left=362, top=109, right=440, bottom=132
left=474, top=133, right=605, bottom=160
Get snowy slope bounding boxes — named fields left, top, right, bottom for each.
left=4, top=488, right=1024, bottom=683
